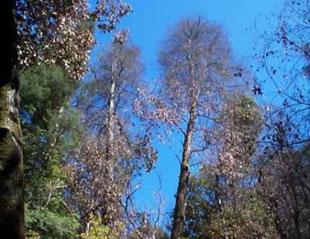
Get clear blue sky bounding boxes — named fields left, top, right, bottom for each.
left=90, top=0, right=284, bottom=226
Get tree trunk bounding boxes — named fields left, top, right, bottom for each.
left=214, top=174, right=222, bottom=212
left=0, top=1, right=25, bottom=238
left=171, top=101, right=196, bottom=239
left=272, top=199, right=287, bottom=239
left=106, top=66, right=116, bottom=162
left=292, top=186, right=301, bottom=239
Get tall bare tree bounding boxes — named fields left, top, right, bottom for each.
left=157, top=18, right=234, bottom=239
left=68, top=38, right=157, bottom=235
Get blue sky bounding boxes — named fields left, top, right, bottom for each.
left=90, top=0, right=285, bottom=226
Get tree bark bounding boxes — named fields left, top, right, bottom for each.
left=214, top=174, right=222, bottom=212
left=0, top=1, right=25, bottom=238
left=106, top=63, right=116, bottom=162
left=171, top=100, right=196, bottom=239
left=292, top=186, right=301, bottom=239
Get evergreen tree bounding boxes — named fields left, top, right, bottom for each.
left=20, top=65, right=83, bottom=238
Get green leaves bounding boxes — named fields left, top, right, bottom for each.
left=20, top=64, right=78, bottom=129
left=80, top=214, right=123, bottom=239
left=25, top=206, right=79, bottom=239
left=20, top=65, right=84, bottom=238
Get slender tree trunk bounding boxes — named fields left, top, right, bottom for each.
left=171, top=100, right=196, bottom=239
left=231, top=178, right=237, bottom=213
left=272, top=199, right=287, bottom=239
left=292, top=187, right=301, bottom=239
left=106, top=71, right=116, bottom=161
left=215, top=174, right=222, bottom=212
left=0, top=1, right=25, bottom=238
left=293, top=212, right=301, bottom=239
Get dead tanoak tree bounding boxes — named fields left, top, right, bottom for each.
left=158, top=18, right=233, bottom=239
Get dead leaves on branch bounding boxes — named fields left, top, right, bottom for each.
left=16, top=0, right=131, bottom=80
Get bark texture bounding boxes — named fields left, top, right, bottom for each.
left=106, top=61, right=116, bottom=162
left=171, top=101, right=196, bottom=239
left=0, top=1, right=24, bottom=238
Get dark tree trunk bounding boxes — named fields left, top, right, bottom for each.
left=170, top=101, right=196, bottom=239
left=272, top=199, right=287, bottom=239
left=0, top=1, right=25, bottom=238
left=292, top=186, right=302, bottom=239
left=214, top=174, right=222, bottom=212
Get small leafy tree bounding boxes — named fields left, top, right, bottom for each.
left=184, top=169, right=277, bottom=239
left=216, top=95, right=262, bottom=209
left=80, top=213, right=123, bottom=239
left=182, top=95, right=272, bottom=239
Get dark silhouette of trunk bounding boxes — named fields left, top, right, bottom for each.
left=272, top=199, right=287, bottom=239
left=292, top=185, right=302, bottom=239
left=293, top=211, right=301, bottom=239
left=0, top=1, right=24, bottom=238
left=171, top=99, right=197, bottom=239
left=214, top=174, right=222, bottom=212
left=231, top=178, right=237, bottom=213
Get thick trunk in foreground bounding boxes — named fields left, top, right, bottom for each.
left=0, top=1, right=24, bottom=238
left=171, top=102, right=196, bottom=239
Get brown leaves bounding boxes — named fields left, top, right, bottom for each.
left=134, top=88, right=180, bottom=125
left=68, top=136, right=127, bottom=226
left=17, top=0, right=93, bottom=80
left=16, top=0, right=131, bottom=80
left=94, top=0, right=132, bottom=32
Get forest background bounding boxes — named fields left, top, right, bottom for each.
left=0, top=0, right=308, bottom=238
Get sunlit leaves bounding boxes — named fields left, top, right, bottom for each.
left=217, top=95, right=262, bottom=179
left=16, top=0, right=131, bottom=80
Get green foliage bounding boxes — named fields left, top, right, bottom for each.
left=221, top=95, right=262, bottom=132
left=80, top=214, right=122, bottom=239
left=183, top=172, right=215, bottom=239
left=25, top=205, right=79, bottom=239
left=184, top=169, right=276, bottom=239
left=233, top=96, right=262, bottom=129
left=20, top=64, right=78, bottom=128
left=205, top=191, right=276, bottom=239
left=20, top=64, right=83, bottom=238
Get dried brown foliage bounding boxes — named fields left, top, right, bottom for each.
left=16, top=0, right=131, bottom=80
